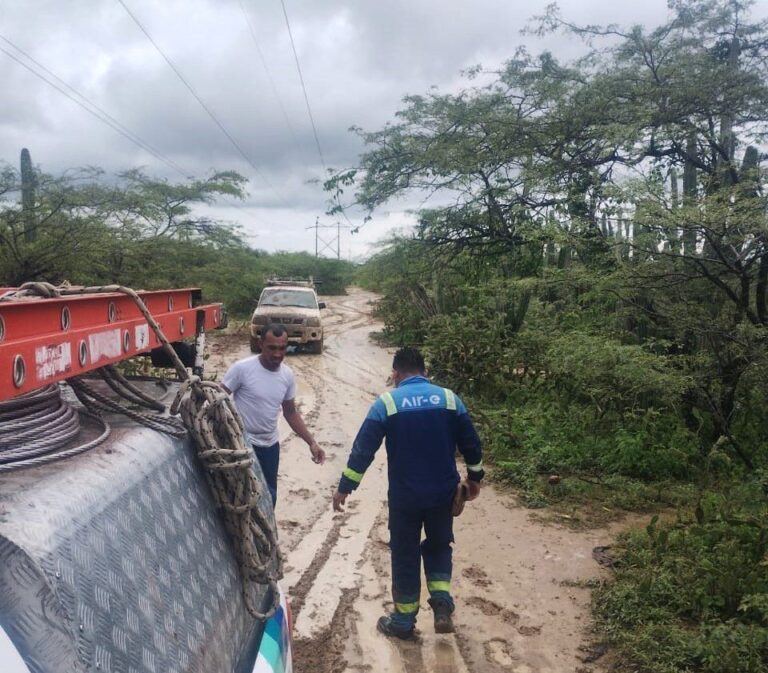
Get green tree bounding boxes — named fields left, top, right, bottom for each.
left=0, top=165, right=247, bottom=287
left=336, top=0, right=768, bottom=471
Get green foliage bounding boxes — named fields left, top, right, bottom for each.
left=544, top=333, right=690, bottom=416
left=595, top=502, right=768, bottom=673
left=346, top=0, right=768, bottom=494
left=0, top=163, right=354, bottom=314
left=338, top=2, right=768, bottom=667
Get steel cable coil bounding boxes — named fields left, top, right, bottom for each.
left=0, top=385, right=110, bottom=472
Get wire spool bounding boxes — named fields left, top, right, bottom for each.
left=0, top=384, right=110, bottom=472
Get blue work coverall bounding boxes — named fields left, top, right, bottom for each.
left=338, top=375, right=484, bottom=628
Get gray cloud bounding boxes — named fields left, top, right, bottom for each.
left=1, top=0, right=734, bottom=256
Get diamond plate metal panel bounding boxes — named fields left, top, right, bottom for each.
left=0, top=414, right=275, bottom=673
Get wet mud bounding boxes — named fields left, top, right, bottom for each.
left=207, top=288, right=623, bottom=673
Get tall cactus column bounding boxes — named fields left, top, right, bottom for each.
left=20, top=147, right=36, bottom=242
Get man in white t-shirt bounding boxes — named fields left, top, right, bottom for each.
left=222, top=323, right=325, bottom=504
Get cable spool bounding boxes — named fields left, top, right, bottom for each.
left=0, top=385, right=110, bottom=472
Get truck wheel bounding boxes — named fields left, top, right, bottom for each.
left=308, top=338, right=323, bottom=354
left=250, top=336, right=261, bottom=354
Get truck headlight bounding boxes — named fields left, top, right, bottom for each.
left=306, top=317, right=320, bottom=327
left=252, top=315, right=269, bottom=325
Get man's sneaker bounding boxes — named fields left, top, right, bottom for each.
left=428, top=597, right=455, bottom=634
left=376, top=615, right=415, bottom=640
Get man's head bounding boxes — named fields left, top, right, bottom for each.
left=259, top=323, right=289, bottom=370
left=391, top=347, right=425, bottom=386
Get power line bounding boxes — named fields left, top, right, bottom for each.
left=278, top=0, right=356, bottom=237
left=0, top=39, right=190, bottom=178
left=238, top=0, right=302, bottom=154
left=279, top=0, right=327, bottom=171
left=275, top=2, right=359, bottom=233
left=1, top=32, right=278, bottom=241
left=116, top=0, right=288, bottom=206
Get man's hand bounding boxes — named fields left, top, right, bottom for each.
left=466, top=479, right=481, bottom=501
left=309, top=441, right=326, bottom=465
left=332, top=490, right=348, bottom=512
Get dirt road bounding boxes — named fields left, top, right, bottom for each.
left=207, top=288, right=620, bottom=673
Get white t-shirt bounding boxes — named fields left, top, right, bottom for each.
left=222, top=356, right=296, bottom=447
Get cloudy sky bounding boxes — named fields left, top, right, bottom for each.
left=1, top=0, right=692, bottom=258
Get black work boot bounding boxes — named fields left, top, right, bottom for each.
left=377, top=615, right=415, bottom=640
left=428, top=597, right=455, bottom=634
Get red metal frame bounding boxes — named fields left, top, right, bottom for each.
left=0, top=288, right=223, bottom=400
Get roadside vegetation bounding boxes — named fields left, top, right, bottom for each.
left=336, top=2, right=768, bottom=670
left=0, top=162, right=355, bottom=315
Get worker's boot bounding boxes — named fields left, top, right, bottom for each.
left=428, top=596, right=455, bottom=634
left=377, top=615, right=415, bottom=640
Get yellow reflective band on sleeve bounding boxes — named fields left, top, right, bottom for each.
left=444, top=389, right=456, bottom=411
left=394, top=601, right=420, bottom=614
left=343, top=467, right=364, bottom=483
left=467, top=461, right=484, bottom=472
left=381, top=392, right=397, bottom=416
left=427, top=580, right=451, bottom=593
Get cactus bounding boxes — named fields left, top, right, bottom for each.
left=740, top=145, right=759, bottom=187
left=682, top=133, right=698, bottom=256
left=20, top=148, right=36, bottom=242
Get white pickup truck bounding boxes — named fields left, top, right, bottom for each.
left=250, top=279, right=326, bottom=354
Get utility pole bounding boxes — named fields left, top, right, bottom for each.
left=308, top=219, right=350, bottom=259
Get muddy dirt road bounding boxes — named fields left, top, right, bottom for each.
left=207, top=288, right=620, bottom=673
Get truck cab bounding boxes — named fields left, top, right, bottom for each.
left=250, top=278, right=325, bottom=354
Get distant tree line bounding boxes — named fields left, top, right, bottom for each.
left=0, top=154, right=354, bottom=314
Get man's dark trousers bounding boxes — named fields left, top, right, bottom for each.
left=388, top=500, right=454, bottom=628
left=252, top=441, right=280, bottom=505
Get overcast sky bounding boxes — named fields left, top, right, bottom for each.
left=0, top=0, right=702, bottom=258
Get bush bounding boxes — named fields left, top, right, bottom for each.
left=595, top=504, right=768, bottom=673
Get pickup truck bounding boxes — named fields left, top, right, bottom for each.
left=250, top=279, right=325, bottom=354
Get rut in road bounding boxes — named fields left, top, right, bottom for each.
left=209, top=288, right=624, bottom=673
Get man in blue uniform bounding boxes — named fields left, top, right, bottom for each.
left=332, top=347, right=483, bottom=639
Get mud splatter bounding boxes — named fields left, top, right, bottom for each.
left=517, top=624, right=542, bottom=636
left=465, top=596, right=519, bottom=624
left=462, top=564, right=493, bottom=588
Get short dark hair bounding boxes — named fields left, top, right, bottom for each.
left=261, top=323, right=286, bottom=340
left=392, top=347, right=425, bottom=374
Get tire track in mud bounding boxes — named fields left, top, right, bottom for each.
left=293, top=357, right=381, bottom=400
left=321, top=347, right=388, bottom=381
left=211, top=289, right=619, bottom=673
left=287, top=514, right=349, bottom=619
left=292, top=588, right=359, bottom=673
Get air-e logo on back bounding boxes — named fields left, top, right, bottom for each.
left=401, top=395, right=442, bottom=408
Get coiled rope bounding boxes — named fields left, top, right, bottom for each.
left=1, top=282, right=282, bottom=619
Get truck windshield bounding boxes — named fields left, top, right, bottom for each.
left=259, top=288, right=318, bottom=309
